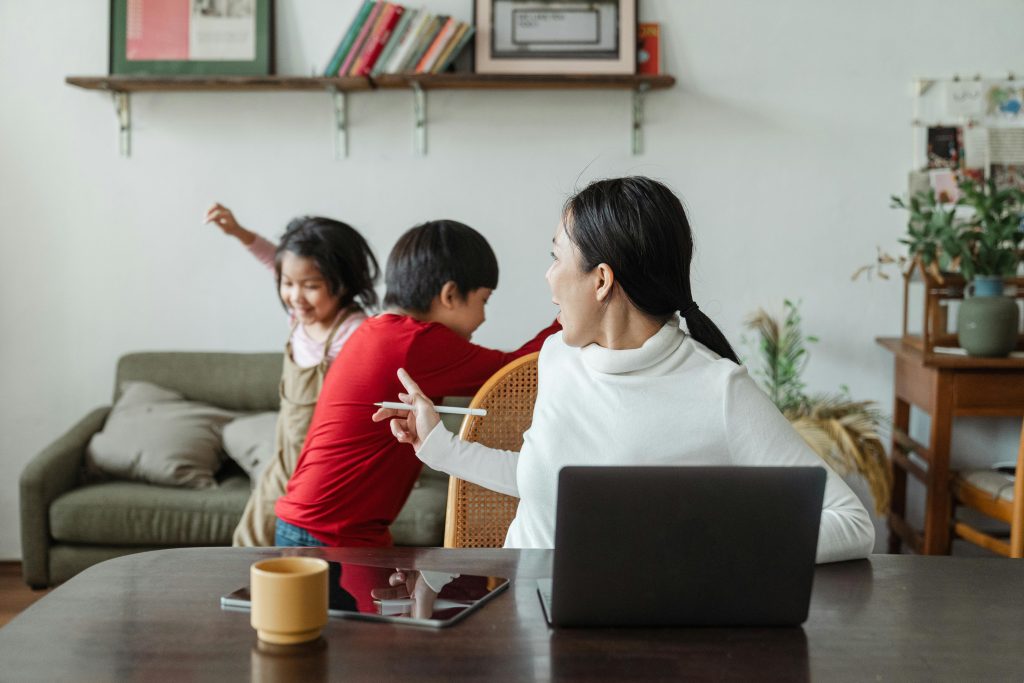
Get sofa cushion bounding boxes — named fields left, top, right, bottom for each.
left=222, top=412, right=278, bottom=486
left=50, top=476, right=250, bottom=546
left=86, top=381, right=237, bottom=489
left=391, top=475, right=447, bottom=547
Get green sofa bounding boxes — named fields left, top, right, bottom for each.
left=19, top=352, right=449, bottom=589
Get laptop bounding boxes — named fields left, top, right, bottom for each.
left=537, top=466, right=826, bottom=627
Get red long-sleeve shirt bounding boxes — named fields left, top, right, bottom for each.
left=275, top=313, right=560, bottom=547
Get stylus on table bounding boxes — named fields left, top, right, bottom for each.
left=374, top=402, right=487, bottom=417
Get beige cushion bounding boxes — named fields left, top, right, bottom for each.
left=86, top=381, right=237, bottom=489
left=958, top=469, right=1016, bottom=503
left=222, top=411, right=278, bottom=486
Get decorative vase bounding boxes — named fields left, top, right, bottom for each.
left=957, top=276, right=1020, bottom=357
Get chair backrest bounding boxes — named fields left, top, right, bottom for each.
left=443, top=353, right=539, bottom=548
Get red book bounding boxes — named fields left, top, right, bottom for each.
left=353, top=4, right=405, bottom=77
left=637, top=23, right=661, bottom=76
left=338, top=1, right=382, bottom=76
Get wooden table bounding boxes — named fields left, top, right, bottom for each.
left=1, top=547, right=1023, bottom=682
left=877, top=337, right=1024, bottom=555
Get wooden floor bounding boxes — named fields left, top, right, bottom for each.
left=0, top=563, right=49, bottom=628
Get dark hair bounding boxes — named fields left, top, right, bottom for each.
left=275, top=216, right=380, bottom=312
left=563, top=176, right=740, bottom=364
left=383, top=220, right=499, bottom=313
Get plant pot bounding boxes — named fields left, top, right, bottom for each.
left=957, top=276, right=1020, bottom=357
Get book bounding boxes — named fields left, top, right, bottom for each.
left=347, top=2, right=392, bottom=76
left=352, top=3, right=405, bottom=77
left=323, top=0, right=375, bottom=77
left=338, top=1, right=382, bottom=76
left=431, top=22, right=468, bottom=74
left=434, top=25, right=474, bottom=74
left=383, top=10, right=430, bottom=74
left=401, top=15, right=444, bottom=74
left=637, top=23, right=660, bottom=76
left=415, top=17, right=457, bottom=74
left=371, top=7, right=416, bottom=77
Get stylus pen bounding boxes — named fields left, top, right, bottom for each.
left=374, top=401, right=487, bottom=417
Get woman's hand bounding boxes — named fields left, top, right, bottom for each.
left=371, top=369, right=440, bottom=452
left=204, top=203, right=254, bottom=244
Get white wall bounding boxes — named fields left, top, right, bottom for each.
left=1, top=0, right=1021, bottom=559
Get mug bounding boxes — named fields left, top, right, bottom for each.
left=250, top=557, right=329, bottom=645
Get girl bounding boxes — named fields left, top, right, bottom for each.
left=374, top=177, right=875, bottom=564
left=204, top=203, right=379, bottom=546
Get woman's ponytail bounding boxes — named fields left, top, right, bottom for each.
left=680, top=304, right=739, bottom=364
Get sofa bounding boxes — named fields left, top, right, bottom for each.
left=19, top=352, right=449, bottom=589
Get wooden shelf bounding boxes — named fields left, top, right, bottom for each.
left=65, top=73, right=675, bottom=158
left=65, top=73, right=674, bottom=93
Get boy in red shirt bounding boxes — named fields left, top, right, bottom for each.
left=274, top=220, right=559, bottom=547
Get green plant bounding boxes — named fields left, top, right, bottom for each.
left=854, top=178, right=1024, bottom=282
left=956, top=178, right=1024, bottom=280
left=745, top=301, right=891, bottom=514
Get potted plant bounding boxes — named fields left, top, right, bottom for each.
left=744, top=301, right=890, bottom=515
left=857, top=179, right=1024, bottom=356
left=952, top=179, right=1023, bottom=356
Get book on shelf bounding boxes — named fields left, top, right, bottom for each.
left=415, top=17, right=457, bottom=74
left=402, top=14, right=444, bottom=73
left=434, top=25, right=474, bottom=74
left=338, top=1, right=383, bottom=76
left=323, top=0, right=376, bottom=77
left=351, top=3, right=405, bottom=76
left=322, top=3, right=476, bottom=77
left=370, top=7, right=417, bottom=77
left=431, top=22, right=468, bottom=74
left=637, top=23, right=661, bottom=76
left=382, top=10, right=430, bottom=74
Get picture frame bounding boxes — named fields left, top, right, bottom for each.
left=474, top=0, right=636, bottom=75
left=110, top=0, right=274, bottom=76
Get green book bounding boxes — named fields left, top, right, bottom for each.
left=436, top=25, right=475, bottom=74
left=324, top=0, right=376, bottom=76
left=371, top=8, right=416, bottom=78
left=401, top=15, right=444, bottom=73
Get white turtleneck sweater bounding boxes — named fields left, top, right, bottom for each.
left=416, top=319, right=875, bottom=564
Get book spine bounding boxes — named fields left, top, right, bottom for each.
left=348, top=2, right=392, bottom=76
left=323, top=0, right=375, bottom=77
left=431, top=22, right=468, bottom=74
left=415, top=17, right=456, bottom=74
left=355, top=4, right=405, bottom=77
left=371, top=8, right=414, bottom=77
left=384, top=10, right=428, bottom=74
left=435, top=25, right=474, bottom=74
left=338, top=1, right=382, bottom=76
left=401, top=15, right=443, bottom=74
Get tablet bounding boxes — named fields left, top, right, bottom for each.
left=220, top=560, right=509, bottom=628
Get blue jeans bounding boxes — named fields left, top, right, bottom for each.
left=274, top=518, right=326, bottom=547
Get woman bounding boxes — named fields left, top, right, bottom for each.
left=373, top=176, right=874, bottom=563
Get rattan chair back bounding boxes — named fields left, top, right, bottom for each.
left=443, top=353, right=539, bottom=548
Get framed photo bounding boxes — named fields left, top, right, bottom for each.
left=110, top=0, right=274, bottom=76
left=475, top=0, right=636, bottom=75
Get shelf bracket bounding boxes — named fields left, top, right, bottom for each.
left=329, top=87, right=348, bottom=160
left=113, top=91, right=131, bottom=158
left=412, top=82, right=427, bottom=156
left=631, top=83, right=650, bottom=155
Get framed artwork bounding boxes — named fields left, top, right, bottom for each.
left=110, top=0, right=274, bottom=76
left=474, top=0, right=636, bottom=75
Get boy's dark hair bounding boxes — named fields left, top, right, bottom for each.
left=383, top=220, right=499, bottom=313
left=275, top=216, right=380, bottom=312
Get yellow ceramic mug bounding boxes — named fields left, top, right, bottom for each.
left=250, top=557, right=329, bottom=645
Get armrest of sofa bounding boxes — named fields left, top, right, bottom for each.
left=19, top=406, right=110, bottom=588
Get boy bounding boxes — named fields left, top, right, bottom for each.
left=274, top=220, right=559, bottom=547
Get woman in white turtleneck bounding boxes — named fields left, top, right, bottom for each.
left=373, top=177, right=874, bottom=564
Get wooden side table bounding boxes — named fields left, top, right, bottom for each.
left=877, top=337, right=1024, bottom=554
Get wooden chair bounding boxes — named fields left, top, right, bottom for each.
left=443, top=353, right=539, bottom=548
left=950, top=420, right=1024, bottom=558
